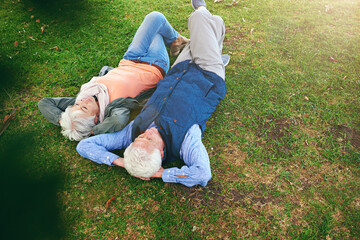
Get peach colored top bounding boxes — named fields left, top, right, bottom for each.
left=95, top=59, right=163, bottom=102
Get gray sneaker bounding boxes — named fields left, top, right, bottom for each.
left=191, top=0, right=206, bottom=10
left=99, top=66, right=114, bottom=76
left=222, top=54, right=230, bottom=66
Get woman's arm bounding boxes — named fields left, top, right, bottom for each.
left=38, top=97, right=75, bottom=125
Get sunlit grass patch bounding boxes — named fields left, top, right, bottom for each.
left=1, top=0, right=359, bottom=238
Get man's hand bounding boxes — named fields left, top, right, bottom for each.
left=136, top=176, right=151, bottom=181
left=134, top=167, right=165, bottom=181
left=151, top=167, right=165, bottom=178
left=112, top=158, right=124, bottom=168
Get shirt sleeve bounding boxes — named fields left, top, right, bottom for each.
left=37, top=97, right=75, bottom=125
left=92, top=107, right=130, bottom=135
left=76, top=121, right=134, bottom=166
left=162, top=125, right=211, bottom=187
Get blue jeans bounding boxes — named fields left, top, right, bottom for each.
left=123, top=11, right=179, bottom=74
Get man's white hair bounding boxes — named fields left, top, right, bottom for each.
left=123, top=143, right=162, bottom=178
left=60, top=106, right=96, bottom=141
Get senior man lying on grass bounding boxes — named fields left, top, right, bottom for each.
left=77, top=0, right=230, bottom=187
left=38, top=11, right=189, bottom=141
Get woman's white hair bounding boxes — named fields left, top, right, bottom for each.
left=123, top=143, right=162, bottom=178
left=60, top=106, right=96, bottom=141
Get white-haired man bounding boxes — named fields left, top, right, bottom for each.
left=38, top=11, right=189, bottom=141
left=77, top=0, right=230, bottom=187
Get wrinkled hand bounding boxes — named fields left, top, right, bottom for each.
left=134, top=167, right=164, bottom=181
left=151, top=167, right=165, bottom=178
left=136, top=176, right=151, bottom=181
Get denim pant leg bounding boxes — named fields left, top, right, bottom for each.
left=123, top=11, right=179, bottom=74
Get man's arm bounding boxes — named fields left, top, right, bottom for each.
left=76, top=121, right=134, bottom=166
left=161, top=125, right=212, bottom=187
left=38, top=97, right=75, bottom=125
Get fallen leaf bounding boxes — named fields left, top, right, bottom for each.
left=3, top=115, right=10, bottom=123
left=50, top=46, right=60, bottom=51
left=30, top=15, right=34, bottom=19
left=329, top=56, right=338, bottom=62
left=288, top=93, right=295, bottom=100
left=28, top=36, right=36, bottom=41
left=28, top=7, right=34, bottom=12
left=41, top=25, right=48, bottom=33
left=14, top=41, right=19, bottom=47
left=343, top=76, right=347, bottom=80
left=303, top=113, right=310, bottom=117
left=105, top=197, right=116, bottom=209
left=36, top=19, right=40, bottom=23
left=304, top=96, right=309, bottom=101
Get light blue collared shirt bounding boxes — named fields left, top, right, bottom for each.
left=76, top=121, right=211, bottom=187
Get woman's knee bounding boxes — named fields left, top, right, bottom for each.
left=145, top=11, right=165, bottom=23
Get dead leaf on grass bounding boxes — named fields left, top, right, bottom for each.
left=50, top=46, right=60, bottom=51
left=3, top=115, right=11, bottom=123
left=14, top=41, right=18, bottom=47
left=329, top=56, right=338, bottom=62
left=41, top=25, right=48, bottom=33
left=106, top=197, right=116, bottom=209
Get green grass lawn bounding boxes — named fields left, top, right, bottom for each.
left=1, top=0, right=359, bottom=239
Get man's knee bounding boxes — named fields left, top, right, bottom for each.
left=212, top=15, right=224, bottom=26
left=189, top=7, right=211, bottom=21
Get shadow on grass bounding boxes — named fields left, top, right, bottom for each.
left=0, top=133, right=65, bottom=239
left=22, top=0, right=91, bottom=22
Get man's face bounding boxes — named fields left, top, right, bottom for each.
left=71, top=96, right=100, bottom=122
left=133, top=127, right=165, bottom=158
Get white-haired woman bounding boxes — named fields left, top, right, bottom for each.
left=38, top=11, right=189, bottom=141
left=77, top=1, right=230, bottom=187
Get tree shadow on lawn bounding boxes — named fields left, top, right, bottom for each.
left=22, top=0, right=92, bottom=23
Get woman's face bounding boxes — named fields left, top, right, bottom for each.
left=71, top=96, right=100, bottom=122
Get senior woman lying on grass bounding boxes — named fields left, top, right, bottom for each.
left=38, top=11, right=189, bottom=141
left=77, top=0, right=230, bottom=187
